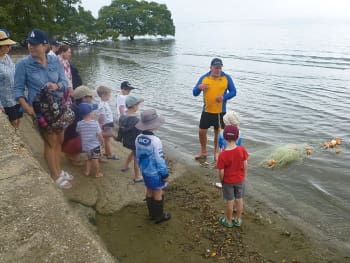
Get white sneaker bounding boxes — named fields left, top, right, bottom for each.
left=55, top=176, right=72, bottom=189
left=60, top=170, right=74, bottom=181
left=213, top=182, right=222, bottom=188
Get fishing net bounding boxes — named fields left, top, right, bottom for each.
left=261, top=144, right=307, bottom=169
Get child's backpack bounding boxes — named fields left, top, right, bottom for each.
left=33, top=86, right=74, bottom=131
left=117, top=115, right=140, bottom=151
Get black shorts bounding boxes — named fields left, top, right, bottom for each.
left=4, top=104, right=23, bottom=122
left=199, top=112, right=225, bottom=130
left=103, top=122, right=114, bottom=133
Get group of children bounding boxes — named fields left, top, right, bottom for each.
left=75, top=81, right=171, bottom=224
left=75, top=80, right=248, bottom=227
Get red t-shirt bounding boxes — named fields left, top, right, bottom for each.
left=216, top=146, right=249, bottom=184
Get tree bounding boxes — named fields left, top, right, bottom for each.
left=98, top=0, right=175, bottom=40
left=0, top=0, right=101, bottom=45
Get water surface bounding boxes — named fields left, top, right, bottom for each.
left=72, top=19, right=350, bottom=252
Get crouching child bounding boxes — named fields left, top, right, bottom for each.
left=135, top=109, right=171, bottom=224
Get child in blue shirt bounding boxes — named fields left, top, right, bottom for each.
left=135, top=109, right=171, bottom=224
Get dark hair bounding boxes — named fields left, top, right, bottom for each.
left=57, top=44, right=70, bottom=55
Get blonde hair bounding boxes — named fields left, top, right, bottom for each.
left=223, top=111, right=240, bottom=126
left=96, top=85, right=111, bottom=97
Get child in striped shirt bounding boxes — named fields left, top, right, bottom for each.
left=76, top=102, right=104, bottom=177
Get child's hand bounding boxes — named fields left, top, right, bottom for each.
left=162, top=174, right=169, bottom=182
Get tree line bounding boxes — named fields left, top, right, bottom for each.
left=0, top=0, right=175, bottom=45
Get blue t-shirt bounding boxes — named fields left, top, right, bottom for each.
left=135, top=131, right=168, bottom=190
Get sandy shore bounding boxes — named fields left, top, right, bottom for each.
left=16, top=114, right=348, bottom=262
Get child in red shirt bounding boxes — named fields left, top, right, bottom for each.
left=216, top=125, right=248, bottom=227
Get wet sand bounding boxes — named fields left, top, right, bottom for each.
left=96, top=159, right=345, bottom=262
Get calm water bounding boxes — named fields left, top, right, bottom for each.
left=72, top=19, right=350, bottom=252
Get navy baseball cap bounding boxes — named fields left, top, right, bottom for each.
left=121, top=81, right=135, bottom=90
left=50, top=39, right=61, bottom=46
left=211, top=58, right=223, bottom=67
left=27, top=29, right=49, bottom=45
left=79, top=102, right=98, bottom=117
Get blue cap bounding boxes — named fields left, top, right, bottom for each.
left=27, top=29, right=49, bottom=45
left=211, top=58, right=223, bottom=66
left=79, top=103, right=98, bottom=117
left=121, top=81, right=135, bottom=90
left=0, top=28, right=10, bottom=37
left=50, top=39, right=61, bottom=46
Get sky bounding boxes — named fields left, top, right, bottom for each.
left=80, top=0, right=350, bottom=23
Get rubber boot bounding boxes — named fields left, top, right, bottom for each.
left=146, top=197, right=154, bottom=220
left=153, top=199, right=171, bottom=224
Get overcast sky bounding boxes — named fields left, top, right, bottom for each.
left=80, top=0, right=350, bottom=23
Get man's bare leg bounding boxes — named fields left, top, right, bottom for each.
left=194, top=128, right=208, bottom=159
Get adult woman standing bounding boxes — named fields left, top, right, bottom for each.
left=0, top=30, right=23, bottom=128
left=57, top=45, right=73, bottom=101
left=14, top=29, right=73, bottom=189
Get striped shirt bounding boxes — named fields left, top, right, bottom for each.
left=76, top=119, right=102, bottom=152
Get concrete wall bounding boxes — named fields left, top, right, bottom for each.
left=0, top=114, right=115, bottom=263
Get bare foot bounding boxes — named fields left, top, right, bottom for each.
left=194, top=152, right=207, bottom=160
left=95, top=172, right=104, bottom=178
left=84, top=171, right=90, bottom=177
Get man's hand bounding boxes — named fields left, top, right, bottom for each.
left=215, top=95, right=223, bottom=102
left=198, top=84, right=209, bottom=91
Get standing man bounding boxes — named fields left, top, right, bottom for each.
left=192, top=58, right=236, bottom=160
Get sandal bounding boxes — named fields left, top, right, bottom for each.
left=106, top=154, right=119, bottom=160
left=121, top=167, right=130, bottom=172
left=55, top=176, right=72, bottom=189
left=218, top=215, right=233, bottom=228
left=133, top=178, right=144, bottom=183
left=60, top=170, right=74, bottom=181
left=95, top=173, right=104, bottom=178
left=233, top=218, right=242, bottom=227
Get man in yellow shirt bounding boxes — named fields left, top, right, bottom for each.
left=192, top=58, right=236, bottom=160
